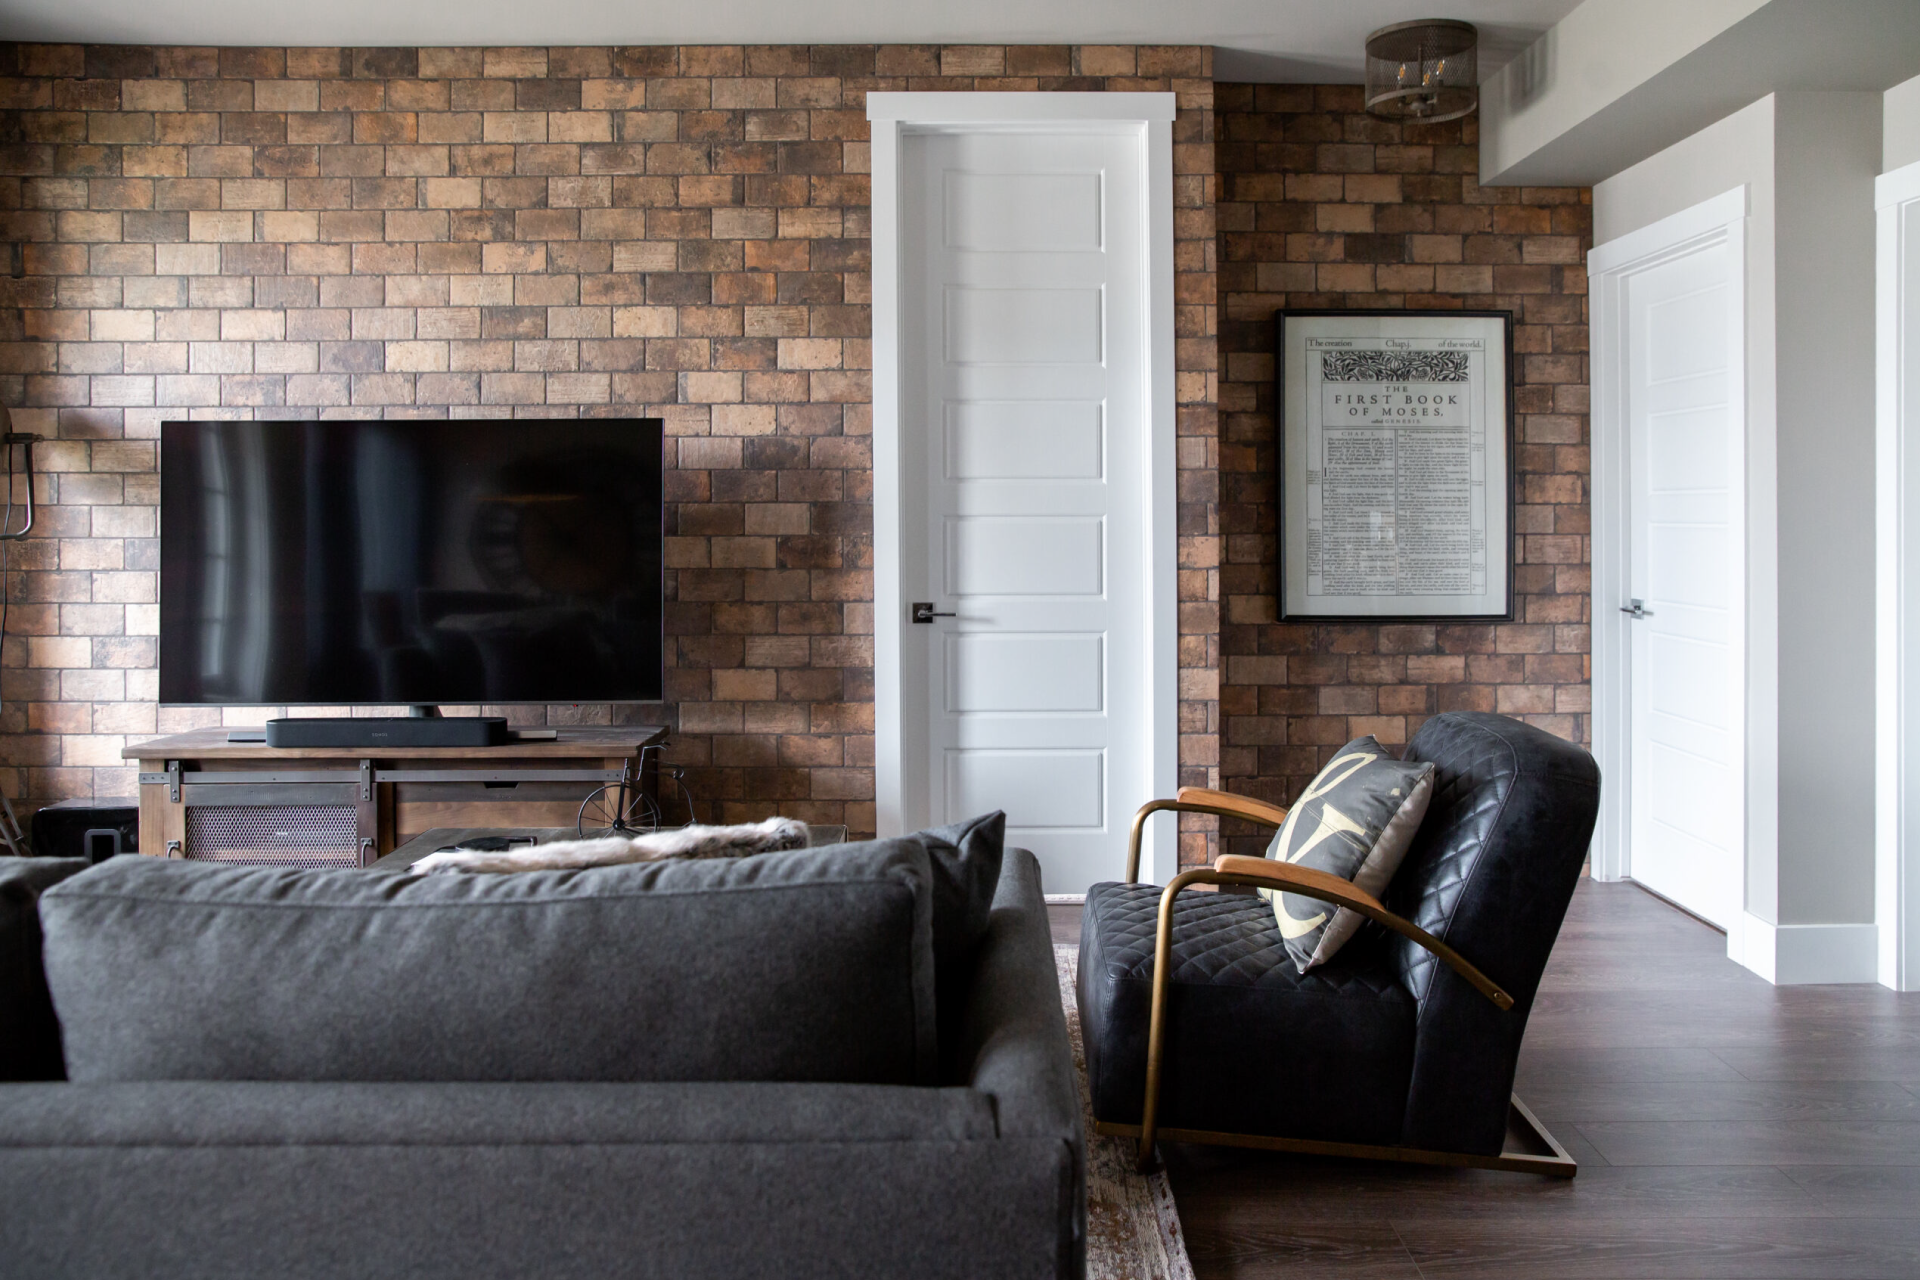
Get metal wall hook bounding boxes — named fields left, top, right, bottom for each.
left=0, top=423, right=40, bottom=541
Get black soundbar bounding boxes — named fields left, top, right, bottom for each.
left=263, top=717, right=510, bottom=749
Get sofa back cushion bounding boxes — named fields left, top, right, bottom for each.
left=40, top=840, right=937, bottom=1085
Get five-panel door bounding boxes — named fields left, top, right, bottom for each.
left=902, top=128, right=1150, bottom=893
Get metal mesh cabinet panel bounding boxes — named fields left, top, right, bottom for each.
left=185, top=806, right=359, bottom=868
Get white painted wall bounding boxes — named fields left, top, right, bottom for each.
left=0, top=0, right=1574, bottom=77
left=1594, top=92, right=1884, bottom=981
left=1592, top=99, right=1774, bottom=246
left=1772, top=94, right=1883, bottom=928
left=1887, top=74, right=1920, bottom=174
left=1482, top=0, right=1920, bottom=187
left=1482, top=0, right=1767, bottom=183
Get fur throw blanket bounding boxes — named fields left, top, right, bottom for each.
left=408, top=817, right=811, bottom=874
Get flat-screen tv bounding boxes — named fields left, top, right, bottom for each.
left=160, top=418, right=664, bottom=706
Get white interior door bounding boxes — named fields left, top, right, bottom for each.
left=898, top=127, right=1149, bottom=893
left=1626, top=239, right=1743, bottom=926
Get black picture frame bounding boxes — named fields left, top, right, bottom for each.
left=1274, top=308, right=1516, bottom=624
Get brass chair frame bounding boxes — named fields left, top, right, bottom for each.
left=1103, top=788, right=1576, bottom=1177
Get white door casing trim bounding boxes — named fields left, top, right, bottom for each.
left=1587, top=186, right=1749, bottom=278
left=1589, top=187, right=1755, bottom=964
left=868, top=92, right=1180, bottom=885
left=1876, top=159, right=1920, bottom=990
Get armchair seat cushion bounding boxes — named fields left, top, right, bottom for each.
left=1076, top=881, right=1416, bottom=1146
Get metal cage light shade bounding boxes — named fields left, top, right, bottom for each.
left=1365, top=18, right=1478, bottom=122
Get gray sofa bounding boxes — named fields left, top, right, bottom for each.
left=0, top=836, right=1084, bottom=1279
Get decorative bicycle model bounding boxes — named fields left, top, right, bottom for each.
left=576, top=742, right=700, bottom=838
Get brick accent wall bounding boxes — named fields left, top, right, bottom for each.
left=1214, top=84, right=1591, bottom=854
left=0, top=42, right=1219, bottom=841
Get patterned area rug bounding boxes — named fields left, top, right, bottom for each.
left=1055, top=944, right=1195, bottom=1280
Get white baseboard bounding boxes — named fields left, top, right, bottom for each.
left=1729, top=913, right=1879, bottom=985
left=1043, top=894, right=1086, bottom=905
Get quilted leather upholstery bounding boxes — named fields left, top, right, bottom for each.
left=1393, top=712, right=1599, bottom=1152
left=1075, top=712, right=1599, bottom=1157
left=1080, top=884, right=1408, bottom=997
left=1075, top=883, right=1415, bottom=1144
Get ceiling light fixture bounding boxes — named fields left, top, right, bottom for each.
left=1364, top=18, right=1478, bottom=123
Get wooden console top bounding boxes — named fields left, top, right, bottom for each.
left=123, top=725, right=669, bottom=762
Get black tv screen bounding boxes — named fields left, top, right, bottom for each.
left=160, top=418, right=664, bottom=706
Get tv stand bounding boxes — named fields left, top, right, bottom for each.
left=125, top=725, right=668, bottom=866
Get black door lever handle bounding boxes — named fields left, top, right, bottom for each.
left=911, top=602, right=956, bottom=624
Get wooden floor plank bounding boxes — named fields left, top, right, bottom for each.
left=1523, top=1079, right=1920, bottom=1124
left=1709, top=1045, right=1920, bottom=1083
left=1514, top=1045, right=1749, bottom=1086
left=1049, top=880, right=1920, bottom=1278
left=1395, top=1217, right=1920, bottom=1280
left=1780, top=1164, right=1920, bottom=1214
left=1158, top=1149, right=1812, bottom=1221
left=1577, top=1120, right=1920, bottom=1167
left=1174, top=1219, right=1426, bottom=1280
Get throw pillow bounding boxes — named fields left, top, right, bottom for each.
left=912, top=810, right=1007, bottom=973
left=1260, top=737, right=1435, bottom=973
left=907, top=811, right=1006, bottom=1080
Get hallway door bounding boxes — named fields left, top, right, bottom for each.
left=1622, top=234, right=1743, bottom=927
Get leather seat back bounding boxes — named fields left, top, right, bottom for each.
left=1387, top=712, right=1600, bottom=1153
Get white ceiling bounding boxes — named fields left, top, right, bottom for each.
left=0, top=0, right=1585, bottom=83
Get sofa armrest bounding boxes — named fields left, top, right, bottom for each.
left=947, top=846, right=1085, bottom=1279
left=1, top=858, right=89, bottom=1082
left=952, top=848, right=1083, bottom=1148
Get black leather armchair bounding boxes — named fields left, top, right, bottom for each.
left=1076, top=712, right=1601, bottom=1175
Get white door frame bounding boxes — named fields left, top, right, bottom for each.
left=1589, top=187, right=1754, bottom=952
left=1876, top=159, right=1920, bottom=990
left=867, top=92, right=1179, bottom=884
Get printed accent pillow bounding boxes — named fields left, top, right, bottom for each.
left=1260, top=736, right=1436, bottom=973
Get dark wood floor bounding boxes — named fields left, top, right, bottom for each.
left=1051, top=881, right=1920, bottom=1279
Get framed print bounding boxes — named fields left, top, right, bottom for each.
left=1276, top=309, right=1514, bottom=623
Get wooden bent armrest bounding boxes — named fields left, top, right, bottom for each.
left=1211, top=855, right=1514, bottom=1011
left=1175, top=788, right=1292, bottom=828
left=1125, top=792, right=1290, bottom=883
